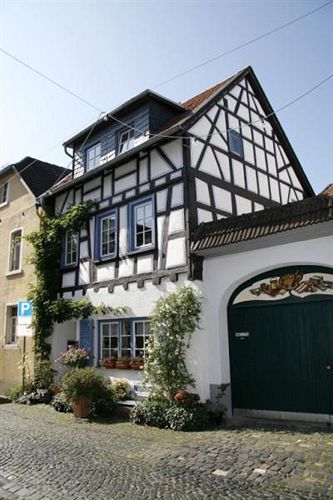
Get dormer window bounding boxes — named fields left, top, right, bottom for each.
left=86, top=143, right=101, bottom=171
left=0, top=181, right=9, bottom=207
left=118, top=127, right=135, bottom=154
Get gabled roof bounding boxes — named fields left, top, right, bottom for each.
left=1, top=157, right=69, bottom=198
left=48, top=66, right=314, bottom=197
left=191, top=187, right=333, bottom=253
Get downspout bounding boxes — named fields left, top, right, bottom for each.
left=64, top=145, right=74, bottom=178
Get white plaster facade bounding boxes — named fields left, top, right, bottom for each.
left=196, top=222, right=333, bottom=418
left=51, top=221, right=333, bottom=419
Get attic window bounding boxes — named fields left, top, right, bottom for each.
left=118, top=127, right=135, bottom=154
left=228, top=130, right=244, bottom=158
left=86, top=143, right=101, bottom=171
left=0, top=181, right=9, bottom=207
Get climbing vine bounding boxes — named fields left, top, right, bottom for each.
left=26, top=202, right=124, bottom=360
left=144, top=287, right=202, bottom=400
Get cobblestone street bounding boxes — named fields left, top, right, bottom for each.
left=0, top=402, right=332, bottom=499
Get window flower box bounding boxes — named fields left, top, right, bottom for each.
left=116, top=358, right=130, bottom=370
left=130, top=357, right=144, bottom=370
left=101, top=357, right=117, bottom=369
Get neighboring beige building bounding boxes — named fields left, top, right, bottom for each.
left=0, top=157, right=67, bottom=395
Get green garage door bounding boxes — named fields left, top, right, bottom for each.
left=229, top=295, right=333, bottom=415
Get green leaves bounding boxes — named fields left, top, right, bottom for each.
left=26, top=202, right=124, bottom=360
left=144, top=287, right=201, bottom=400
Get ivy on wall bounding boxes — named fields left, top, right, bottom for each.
left=26, top=202, right=124, bottom=360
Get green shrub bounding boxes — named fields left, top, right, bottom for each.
left=207, top=407, right=226, bottom=426
left=6, top=385, right=24, bottom=401
left=166, top=400, right=209, bottom=431
left=130, top=398, right=170, bottom=428
left=90, top=385, right=115, bottom=417
left=51, top=392, right=72, bottom=413
left=111, top=379, right=132, bottom=401
left=61, top=368, right=106, bottom=403
left=130, top=398, right=210, bottom=431
left=34, top=358, right=56, bottom=389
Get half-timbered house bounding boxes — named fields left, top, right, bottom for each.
left=43, top=66, right=332, bottom=420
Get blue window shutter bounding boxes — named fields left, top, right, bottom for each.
left=79, top=319, right=94, bottom=366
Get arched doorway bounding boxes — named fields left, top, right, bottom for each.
left=227, top=266, right=333, bottom=420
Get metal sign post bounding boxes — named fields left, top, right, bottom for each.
left=17, top=301, right=33, bottom=389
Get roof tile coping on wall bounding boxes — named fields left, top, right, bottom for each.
left=191, top=187, right=333, bottom=252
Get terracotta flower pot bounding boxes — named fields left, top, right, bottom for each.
left=72, top=398, right=90, bottom=418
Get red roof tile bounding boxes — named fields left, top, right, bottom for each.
left=182, top=75, right=237, bottom=111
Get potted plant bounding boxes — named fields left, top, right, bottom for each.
left=33, top=358, right=56, bottom=396
left=130, top=357, right=144, bottom=370
left=115, top=357, right=130, bottom=369
left=101, top=357, right=117, bottom=369
left=61, top=368, right=106, bottom=418
left=58, top=346, right=89, bottom=369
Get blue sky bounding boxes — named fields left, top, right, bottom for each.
left=0, top=0, right=332, bottom=193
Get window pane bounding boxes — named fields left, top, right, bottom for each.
left=66, top=231, right=78, bottom=265
left=122, top=336, right=131, bottom=349
left=136, top=206, right=144, bottom=221
left=10, top=230, right=22, bottom=271
left=145, top=217, right=152, bottom=230
left=111, top=337, right=118, bottom=349
left=136, top=232, right=144, bottom=247
left=145, top=231, right=152, bottom=245
left=145, top=203, right=152, bottom=218
left=111, top=323, right=119, bottom=335
left=102, top=323, right=109, bottom=336
left=135, top=322, right=143, bottom=336
left=133, top=200, right=153, bottom=249
left=136, top=337, right=144, bottom=349
left=100, top=215, right=115, bottom=257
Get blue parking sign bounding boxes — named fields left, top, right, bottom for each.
left=18, top=301, right=33, bottom=317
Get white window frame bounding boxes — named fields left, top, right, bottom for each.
left=118, top=128, right=135, bottom=154
left=100, top=213, right=116, bottom=258
left=132, top=199, right=154, bottom=251
left=0, top=181, right=9, bottom=208
left=86, top=143, right=101, bottom=171
left=65, top=230, right=78, bottom=267
left=4, top=303, right=18, bottom=346
left=100, top=321, right=120, bottom=359
left=133, top=320, right=150, bottom=359
left=99, top=319, right=150, bottom=360
left=7, top=228, right=23, bottom=275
